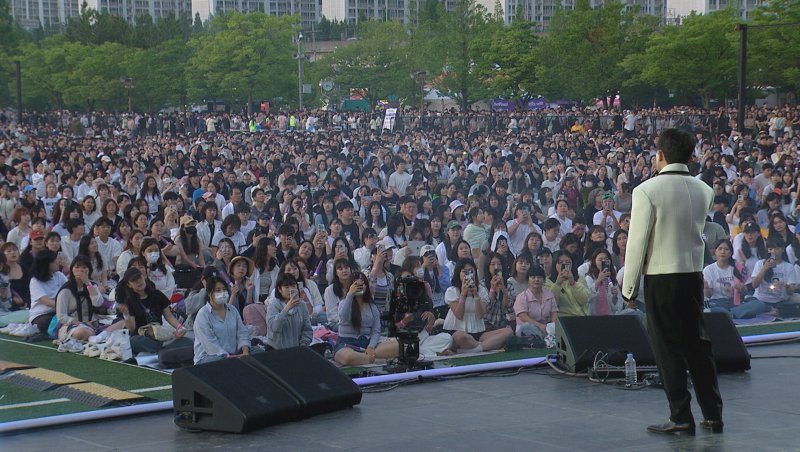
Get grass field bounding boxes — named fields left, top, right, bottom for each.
left=0, top=337, right=172, bottom=423
left=1, top=320, right=798, bottom=424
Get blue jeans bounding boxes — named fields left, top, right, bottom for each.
left=706, top=298, right=734, bottom=314
left=731, top=297, right=785, bottom=319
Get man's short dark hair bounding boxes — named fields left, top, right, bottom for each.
left=658, top=128, right=695, bottom=164
left=543, top=218, right=561, bottom=231
left=336, top=200, right=354, bottom=212
left=398, top=195, right=415, bottom=206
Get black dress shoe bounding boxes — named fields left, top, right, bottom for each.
left=699, top=419, right=724, bottom=433
left=647, top=420, right=696, bottom=435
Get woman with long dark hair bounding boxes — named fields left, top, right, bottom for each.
left=28, top=250, right=68, bottom=334
left=443, top=258, right=513, bottom=354
left=252, top=237, right=278, bottom=302
left=140, top=176, right=162, bottom=216
left=55, top=255, right=106, bottom=342
left=584, top=248, right=625, bottom=316
left=482, top=252, right=515, bottom=333
left=79, top=234, right=110, bottom=293
left=115, top=267, right=190, bottom=355
left=333, top=270, right=398, bottom=365
left=323, top=258, right=357, bottom=331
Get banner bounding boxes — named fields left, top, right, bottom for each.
left=382, top=108, right=397, bottom=130
left=525, top=99, right=547, bottom=110
left=490, top=100, right=516, bottom=111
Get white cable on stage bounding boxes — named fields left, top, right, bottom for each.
left=741, top=331, right=800, bottom=344
left=352, top=356, right=550, bottom=386
left=0, top=401, right=173, bottom=434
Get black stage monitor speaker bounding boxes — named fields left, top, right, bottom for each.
left=172, top=357, right=301, bottom=433
left=245, top=346, right=363, bottom=418
left=556, top=316, right=655, bottom=373
left=172, top=347, right=362, bottom=433
left=703, top=312, right=751, bottom=373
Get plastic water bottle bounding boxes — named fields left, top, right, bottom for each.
left=625, top=353, right=637, bottom=387
left=324, top=348, right=333, bottom=361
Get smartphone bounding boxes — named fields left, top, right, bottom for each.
left=494, top=268, right=501, bottom=276
left=561, top=263, right=568, bottom=272
left=602, top=261, right=610, bottom=272
left=317, top=223, right=326, bottom=233
left=297, top=282, right=305, bottom=291
left=738, top=194, right=744, bottom=201
left=289, top=288, right=299, bottom=299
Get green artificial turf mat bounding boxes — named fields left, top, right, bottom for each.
left=737, top=321, right=800, bottom=336
left=0, top=338, right=172, bottom=423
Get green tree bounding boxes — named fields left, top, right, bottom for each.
left=534, top=0, right=656, bottom=106
left=748, top=0, right=800, bottom=94
left=126, top=38, right=189, bottom=112
left=186, top=13, right=297, bottom=115
left=317, top=21, right=416, bottom=106
left=472, top=18, right=539, bottom=100
left=0, top=0, right=25, bottom=106
left=621, top=11, right=738, bottom=108
left=418, top=0, right=496, bottom=110
left=64, top=5, right=132, bottom=45
left=58, top=41, right=127, bottom=111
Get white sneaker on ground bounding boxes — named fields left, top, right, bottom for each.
left=58, top=339, right=85, bottom=353
left=10, top=323, right=38, bottom=337
left=0, top=323, right=18, bottom=334
left=88, top=330, right=109, bottom=344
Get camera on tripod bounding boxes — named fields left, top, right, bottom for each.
left=381, top=276, right=433, bottom=372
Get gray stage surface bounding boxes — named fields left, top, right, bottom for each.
left=3, top=342, right=799, bottom=452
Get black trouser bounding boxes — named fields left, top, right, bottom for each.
left=31, top=313, right=54, bottom=335
left=644, top=272, right=723, bottom=424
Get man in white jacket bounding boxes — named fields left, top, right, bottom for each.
left=623, top=128, right=723, bottom=435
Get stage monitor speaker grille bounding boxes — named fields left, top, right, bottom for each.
left=172, top=347, right=362, bottom=433
left=556, top=316, right=655, bottom=373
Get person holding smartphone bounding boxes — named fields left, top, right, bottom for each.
left=333, top=272, right=398, bottom=365
left=544, top=250, right=591, bottom=317
left=443, top=259, right=511, bottom=354
left=266, top=273, right=313, bottom=350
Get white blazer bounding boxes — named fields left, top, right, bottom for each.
left=622, top=163, right=713, bottom=299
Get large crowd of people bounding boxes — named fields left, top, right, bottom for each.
left=0, top=103, right=799, bottom=367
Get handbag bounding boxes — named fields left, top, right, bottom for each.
left=138, top=322, right=176, bottom=344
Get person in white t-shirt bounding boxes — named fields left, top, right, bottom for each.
left=702, top=239, right=746, bottom=314
left=387, top=159, right=413, bottom=199
left=732, top=235, right=798, bottom=319
left=28, top=250, right=69, bottom=335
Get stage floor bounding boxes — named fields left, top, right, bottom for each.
left=3, top=342, right=799, bottom=452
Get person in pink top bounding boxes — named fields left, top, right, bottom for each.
left=513, top=265, right=558, bottom=338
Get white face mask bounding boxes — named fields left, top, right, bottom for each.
left=146, top=252, right=160, bottom=264
left=213, top=292, right=227, bottom=305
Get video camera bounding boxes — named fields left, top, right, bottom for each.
left=381, top=276, right=432, bottom=372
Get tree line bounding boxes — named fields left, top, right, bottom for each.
left=1, top=0, right=798, bottom=113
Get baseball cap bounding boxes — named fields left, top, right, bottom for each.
left=179, top=215, right=197, bottom=228
left=420, top=244, right=436, bottom=257
left=23, top=185, right=36, bottom=193
left=742, top=222, right=760, bottom=233
left=29, top=230, right=44, bottom=240
left=446, top=220, right=462, bottom=231
left=378, top=237, right=397, bottom=250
